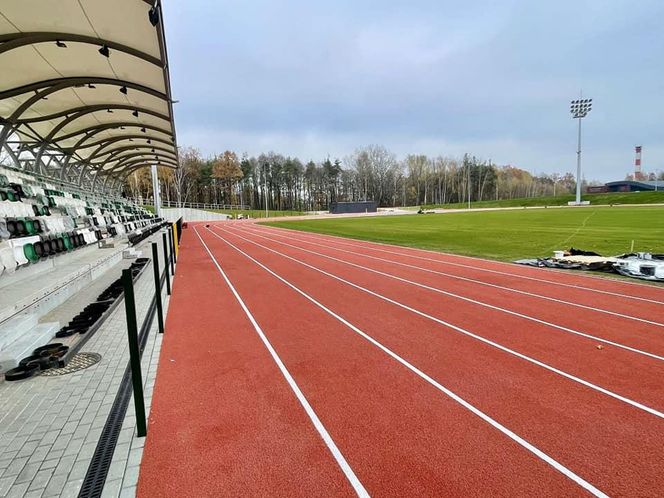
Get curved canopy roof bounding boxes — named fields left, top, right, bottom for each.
left=0, top=0, right=178, bottom=191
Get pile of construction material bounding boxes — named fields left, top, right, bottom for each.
left=515, top=248, right=664, bottom=282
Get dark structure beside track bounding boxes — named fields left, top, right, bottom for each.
left=329, top=201, right=378, bottom=214
left=604, top=180, right=661, bottom=192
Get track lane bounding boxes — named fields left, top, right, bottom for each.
left=244, top=224, right=664, bottom=349
left=197, top=226, right=600, bottom=497
left=253, top=223, right=664, bottom=305
left=137, top=227, right=360, bottom=497
left=208, top=226, right=663, bottom=497
left=193, top=228, right=368, bottom=496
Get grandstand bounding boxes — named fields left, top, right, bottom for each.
left=0, top=161, right=169, bottom=365
left=0, top=2, right=180, bottom=496
left=0, top=0, right=177, bottom=352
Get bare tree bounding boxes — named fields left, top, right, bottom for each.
left=173, top=147, right=202, bottom=206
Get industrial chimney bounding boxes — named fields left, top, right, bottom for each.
left=634, top=145, right=644, bottom=180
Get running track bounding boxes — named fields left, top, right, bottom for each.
left=137, top=221, right=664, bottom=497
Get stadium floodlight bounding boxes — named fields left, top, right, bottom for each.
left=570, top=97, right=593, bottom=204
left=149, top=7, right=160, bottom=26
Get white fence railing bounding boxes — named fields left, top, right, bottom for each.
left=127, top=198, right=251, bottom=211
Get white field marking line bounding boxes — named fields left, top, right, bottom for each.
left=215, top=225, right=664, bottom=419
left=229, top=226, right=664, bottom=361
left=253, top=224, right=664, bottom=305
left=193, top=227, right=369, bottom=497
left=550, top=211, right=597, bottom=251
left=246, top=225, right=664, bottom=328
left=205, top=227, right=609, bottom=498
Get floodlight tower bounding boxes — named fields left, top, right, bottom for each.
left=570, top=97, right=592, bottom=204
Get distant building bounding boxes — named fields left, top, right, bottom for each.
left=329, top=201, right=378, bottom=214
left=604, top=180, right=661, bottom=192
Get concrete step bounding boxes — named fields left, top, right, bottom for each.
left=0, top=321, right=60, bottom=373
left=0, top=313, right=39, bottom=351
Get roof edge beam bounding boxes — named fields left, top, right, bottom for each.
left=0, top=33, right=162, bottom=66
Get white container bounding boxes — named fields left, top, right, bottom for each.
left=553, top=251, right=565, bottom=259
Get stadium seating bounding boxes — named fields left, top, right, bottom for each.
left=0, top=166, right=173, bottom=377
left=0, top=166, right=163, bottom=279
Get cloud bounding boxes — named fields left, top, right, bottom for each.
left=164, top=0, right=664, bottom=181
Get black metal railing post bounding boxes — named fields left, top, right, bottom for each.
left=121, top=269, right=147, bottom=437
left=151, top=243, right=165, bottom=334
left=162, top=232, right=171, bottom=295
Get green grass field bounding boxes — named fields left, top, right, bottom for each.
left=266, top=206, right=664, bottom=261
left=416, top=190, right=664, bottom=210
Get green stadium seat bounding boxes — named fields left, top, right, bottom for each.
left=23, top=243, right=38, bottom=263
left=25, top=219, right=36, bottom=235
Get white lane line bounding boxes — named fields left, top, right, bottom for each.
left=193, top=227, right=369, bottom=497
left=253, top=223, right=664, bottom=305
left=215, top=225, right=664, bottom=419
left=246, top=225, right=664, bottom=328
left=205, top=226, right=609, bottom=498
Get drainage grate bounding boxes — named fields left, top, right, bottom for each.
left=40, top=352, right=102, bottom=376
left=78, top=362, right=135, bottom=498
left=78, top=289, right=159, bottom=498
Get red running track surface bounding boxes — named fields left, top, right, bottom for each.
left=137, top=221, right=664, bottom=497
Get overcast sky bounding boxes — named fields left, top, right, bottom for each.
left=163, top=0, right=664, bottom=181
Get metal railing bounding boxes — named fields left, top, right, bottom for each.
left=127, top=197, right=250, bottom=211
left=122, top=221, right=180, bottom=436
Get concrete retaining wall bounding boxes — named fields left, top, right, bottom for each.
left=161, top=208, right=230, bottom=222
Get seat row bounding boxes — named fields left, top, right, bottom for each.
left=0, top=215, right=78, bottom=239
left=0, top=168, right=154, bottom=221
left=127, top=221, right=170, bottom=246
left=0, top=229, right=103, bottom=273
left=0, top=216, right=166, bottom=277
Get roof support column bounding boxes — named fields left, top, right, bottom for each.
left=151, top=164, right=162, bottom=217
left=1, top=140, right=21, bottom=169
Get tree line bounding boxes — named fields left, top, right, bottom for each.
left=123, top=145, right=579, bottom=210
